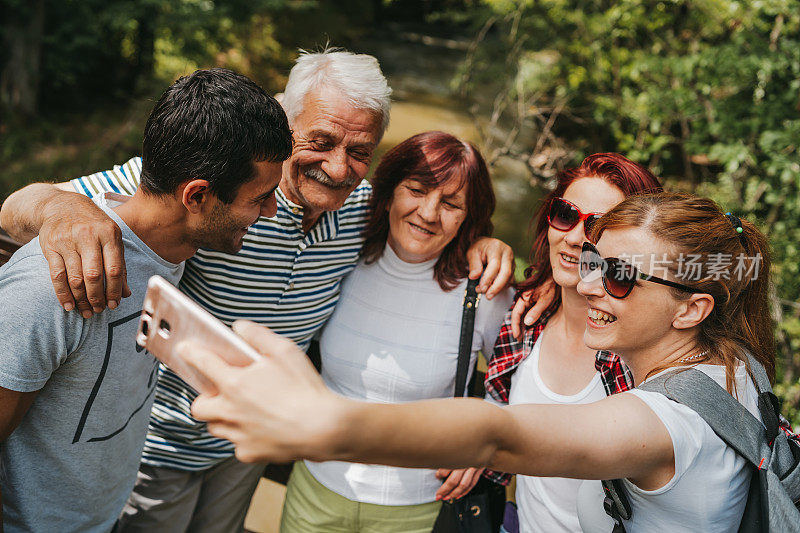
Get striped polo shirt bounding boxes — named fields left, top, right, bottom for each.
left=71, top=156, right=371, bottom=470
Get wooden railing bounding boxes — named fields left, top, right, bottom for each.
left=0, top=229, right=21, bottom=266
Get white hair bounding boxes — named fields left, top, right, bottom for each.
left=281, top=48, right=392, bottom=137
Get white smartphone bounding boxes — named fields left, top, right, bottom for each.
left=136, top=275, right=262, bottom=393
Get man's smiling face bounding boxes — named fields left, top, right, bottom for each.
left=195, top=159, right=283, bottom=254
left=280, top=86, right=383, bottom=220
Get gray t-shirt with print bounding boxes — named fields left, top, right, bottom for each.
left=0, top=193, right=183, bottom=533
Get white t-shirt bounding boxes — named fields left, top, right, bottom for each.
left=577, top=363, right=761, bottom=532
left=508, top=334, right=607, bottom=533
left=305, top=244, right=513, bottom=505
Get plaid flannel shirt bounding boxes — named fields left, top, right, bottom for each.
left=483, top=302, right=797, bottom=486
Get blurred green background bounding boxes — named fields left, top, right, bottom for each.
left=1, top=0, right=799, bottom=421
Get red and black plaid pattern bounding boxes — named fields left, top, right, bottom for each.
left=483, top=301, right=798, bottom=486
left=595, top=350, right=634, bottom=394
left=483, top=303, right=550, bottom=485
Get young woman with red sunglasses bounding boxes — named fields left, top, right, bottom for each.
left=479, top=153, right=662, bottom=532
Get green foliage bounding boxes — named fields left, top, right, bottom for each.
left=1, top=0, right=378, bottom=115
left=775, top=380, right=800, bottom=428
left=460, top=0, right=800, bottom=402
left=32, top=0, right=293, bottom=107
left=0, top=0, right=378, bottom=193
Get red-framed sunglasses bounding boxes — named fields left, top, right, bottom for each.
left=547, top=197, right=604, bottom=240
left=579, top=242, right=703, bottom=299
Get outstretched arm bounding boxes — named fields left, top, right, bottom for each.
left=0, top=182, right=129, bottom=316
left=185, top=321, right=674, bottom=486
left=333, top=393, right=670, bottom=483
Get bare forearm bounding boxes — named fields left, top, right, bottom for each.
left=0, top=183, right=80, bottom=243
left=0, top=390, right=37, bottom=532
left=318, top=396, right=670, bottom=482
left=321, top=398, right=559, bottom=476
left=322, top=397, right=510, bottom=470
left=187, top=323, right=669, bottom=481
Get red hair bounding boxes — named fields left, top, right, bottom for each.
left=518, top=153, right=663, bottom=312
left=362, top=131, right=495, bottom=291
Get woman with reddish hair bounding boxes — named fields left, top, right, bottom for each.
left=278, top=131, right=513, bottom=533
left=482, top=153, right=662, bottom=532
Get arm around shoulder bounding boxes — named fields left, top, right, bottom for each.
left=0, top=182, right=75, bottom=244
left=1, top=181, right=128, bottom=315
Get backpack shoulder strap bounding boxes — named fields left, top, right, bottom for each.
left=740, top=353, right=782, bottom=445
left=638, top=368, right=766, bottom=467
left=454, top=278, right=480, bottom=398
left=601, top=358, right=772, bottom=532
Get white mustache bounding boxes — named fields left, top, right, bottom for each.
left=304, top=167, right=359, bottom=190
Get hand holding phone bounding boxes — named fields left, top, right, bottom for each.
left=136, top=275, right=262, bottom=393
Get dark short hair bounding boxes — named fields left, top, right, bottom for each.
left=362, top=131, right=495, bottom=291
left=141, top=68, right=292, bottom=203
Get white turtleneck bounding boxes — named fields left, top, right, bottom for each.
left=304, top=244, right=513, bottom=506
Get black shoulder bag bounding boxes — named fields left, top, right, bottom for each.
left=432, top=278, right=505, bottom=533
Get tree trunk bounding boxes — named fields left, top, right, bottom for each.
left=0, top=0, right=45, bottom=117
left=135, top=6, right=157, bottom=90
left=372, top=0, right=383, bottom=24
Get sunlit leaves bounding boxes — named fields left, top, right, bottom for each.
left=464, top=0, right=800, bottom=409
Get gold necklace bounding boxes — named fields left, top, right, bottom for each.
left=679, top=350, right=708, bottom=363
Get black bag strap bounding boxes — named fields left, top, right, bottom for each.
left=454, top=279, right=480, bottom=398
left=601, top=478, right=632, bottom=532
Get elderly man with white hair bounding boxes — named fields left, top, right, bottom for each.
left=0, top=48, right=514, bottom=532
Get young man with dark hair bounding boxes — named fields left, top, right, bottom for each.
left=0, top=68, right=291, bottom=533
